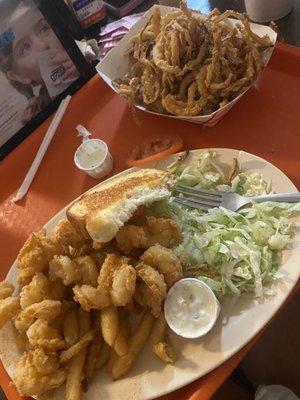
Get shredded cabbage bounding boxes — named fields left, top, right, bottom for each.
left=149, top=200, right=300, bottom=297
left=167, top=150, right=271, bottom=196
left=149, top=150, right=300, bottom=298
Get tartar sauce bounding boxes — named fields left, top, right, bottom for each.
left=164, top=278, right=220, bottom=339
left=74, top=138, right=113, bottom=179
left=76, top=140, right=106, bottom=169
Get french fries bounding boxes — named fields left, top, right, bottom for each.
left=114, top=313, right=129, bottom=356
left=100, top=306, right=119, bottom=347
left=111, top=353, right=132, bottom=381
left=84, top=311, right=104, bottom=381
left=65, top=310, right=90, bottom=400
left=149, top=311, right=166, bottom=346
left=111, top=311, right=154, bottom=380
left=127, top=312, right=154, bottom=357
left=65, top=349, right=86, bottom=400
left=63, top=306, right=79, bottom=348
left=150, top=312, right=176, bottom=363
left=9, top=209, right=184, bottom=399
left=95, top=342, right=110, bottom=370
left=153, top=342, right=176, bottom=363
left=106, top=349, right=118, bottom=374
left=85, top=334, right=103, bottom=381
left=79, top=309, right=91, bottom=335
left=60, top=330, right=95, bottom=363
left=52, top=300, right=72, bottom=334
left=48, top=279, right=66, bottom=301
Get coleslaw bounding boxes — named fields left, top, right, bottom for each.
left=149, top=150, right=300, bottom=297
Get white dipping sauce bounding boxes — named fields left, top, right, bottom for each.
left=80, top=143, right=105, bottom=168
left=164, top=278, right=220, bottom=339
left=76, top=140, right=106, bottom=169
left=74, top=139, right=113, bottom=179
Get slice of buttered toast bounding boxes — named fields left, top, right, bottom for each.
left=67, top=169, right=173, bottom=245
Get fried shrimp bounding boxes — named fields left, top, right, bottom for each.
left=0, top=297, right=20, bottom=328
left=116, top=226, right=149, bottom=254
left=49, top=254, right=99, bottom=288
left=116, top=216, right=182, bottom=254
left=20, top=273, right=49, bottom=310
left=98, top=254, right=130, bottom=291
left=74, top=254, right=136, bottom=309
left=26, top=319, right=65, bottom=351
left=0, top=281, right=14, bottom=300
left=16, top=220, right=89, bottom=283
left=135, top=262, right=167, bottom=317
left=16, top=227, right=69, bottom=275
left=14, top=300, right=61, bottom=332
left=51, top=219, right=89, bottom=250
left=146, top=216, right=182, bottom=247
left=73, top=285, right=111, bottom=311
left=18, top=267, right=36, bottom=288
left=13, top=348, right=66, bottom=396
left=140, top=244, right=183, bottom=286
left=74, top=256, right=99, bottom=287
left=49, top=255, right=81, bottom=286
left=17, top=232, right=51, bottom=273
left=110, top=263, right=136, bottom=307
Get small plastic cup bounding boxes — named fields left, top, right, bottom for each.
left=74, top=139, right=113, bottom=179
left=164, top=278, right=220, bottom=339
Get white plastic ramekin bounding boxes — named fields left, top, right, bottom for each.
left=74, top=139, right=113, bottom=179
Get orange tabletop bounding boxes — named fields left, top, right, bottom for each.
left=0, top=42, right=300, bottom=400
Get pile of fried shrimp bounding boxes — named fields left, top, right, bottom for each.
left=0, top=212, right=184, bottom=399
left=114, top=2, right=272, bottom=117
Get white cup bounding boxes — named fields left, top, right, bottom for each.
left=244, top=0, right=293, bottom=22
left=74, top=139, right=113, bottom=179
left=164, top=278, right=220, bottom=339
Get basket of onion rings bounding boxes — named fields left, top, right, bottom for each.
left=97, top=2, right=277, bottom=126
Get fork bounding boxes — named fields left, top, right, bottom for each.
left=175, top=184, right=300, bottom=212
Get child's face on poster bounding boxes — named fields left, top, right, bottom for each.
left=10, top=5, right=64, bottom=85
left=9, top=3, right=78, bottom=89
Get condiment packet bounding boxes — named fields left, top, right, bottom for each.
left=98, top=12, right=145, bottom=59
left=100, top=19, right=127, bottom=36
left=100, top=32, right=127, bottom=42
left=103, top=41, right=120, bottom=50
left=122, top=12, right=145, bottom=22
left=111, top=29, right=129, bottom=38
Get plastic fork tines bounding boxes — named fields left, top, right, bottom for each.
left=176, top=184, right=222, bottom=209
